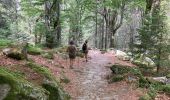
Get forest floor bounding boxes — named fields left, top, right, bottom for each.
left=62, top=50, right=145, bottom=100
left=0, top=49, right=169, bottom=100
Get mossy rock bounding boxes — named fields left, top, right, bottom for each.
left=139, top=94, right=152, bottom=100
left=42, top=79, right=70, bottom=100
left=76, top=52, right=84, bottom=58
left=27, top=46, right=43, bottom=55
left=110, top=64, right=131, bottom=74
left=109, top=75, right=124, bottom=83
left=7, top=52, right=25, bottom=60
left=166, top=74, right=170, bottom=78
left=42, top=52, right=54, bottom=59
left=0, top=67, right=49, bottom=100
left=56, top=46, right=68, bottom=53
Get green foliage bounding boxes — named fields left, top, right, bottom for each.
left=0, top=39, right=13, bottom=48
left=27, top=45, right=43, bottom=55
left=166, top=74, right=170, bottom=78
left=139, top=94, right=152, bottom=100
left=138, top=77, right=150, bottom=88
left=109, top=75, right=124, bottom=83
left=26, top=62, right=54, bottom=80
left=161, top=84, right=170, bottom=93
left=134, top=6, right=169, bottom=72
left=110, top=64, right=131, bottom=74
left=56, top=46, right=68, bottom=53
left=147, top=86, right=157, bottom=99
left=26, top=62, right=70, bottom=100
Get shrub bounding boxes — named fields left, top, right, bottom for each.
left=161, top=85, right=170, bottom=93
left=110, top=64, right=131, bottom=74
left=109, top=75, right=124, bottom=83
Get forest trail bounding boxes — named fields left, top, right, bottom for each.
left=64, top=50, right=143, bottom=100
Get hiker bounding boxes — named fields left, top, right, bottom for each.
left=67, top=41, right=77, bottom=69
left=82, top=40, right=88, bottom=62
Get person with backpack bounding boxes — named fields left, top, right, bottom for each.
left=82, top=40, right=88, bottom=62
left=67, top=41, right=77, bottom=69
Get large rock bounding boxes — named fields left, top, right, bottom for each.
left=140, top=54, right=155, bottom=67
left=152, top=77, right=168, bottom=84
left=115, top=50, right=130, bottom=61
left=2, top=48, right=25, bottom=60
left=0, top=84, right=11, bottom=100
left=2, top=48, right=12, bottom=55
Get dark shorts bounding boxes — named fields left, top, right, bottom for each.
left=69, top=54, right=76, bottom=59
left=83, top=50, right=88, bottom=54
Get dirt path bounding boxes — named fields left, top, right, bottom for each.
left=76, top=50, right=114, bottom=100
left=64, top=50, right=143, bottom=100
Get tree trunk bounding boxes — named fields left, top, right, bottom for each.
left=95, top=0, right=98, bottom=48
left=54, top=0, right=61, bottom=47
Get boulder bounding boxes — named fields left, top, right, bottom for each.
left=2, top=48, right=12, bottom=55
left=3, top=48, right=25, bottom=60
left=115, top=50, right=130, bottom=61
left=140, top=54, right=155, bottom=67
left=123, top=56, right=131, bottom=61
left=152, top=77, right=168, bottom=84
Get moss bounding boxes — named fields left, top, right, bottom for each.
left=27, top=46, right=43, bottom=55
left=109, top=75, right=124, bottom=83
left=139, top=94, right=152, bottom=100
left=56, top=46, right=68, bottom=53
left=26, top=62, right=54, bottom=80
left=0, top=67, right=49, bottom=100
left=7, top=52, right=25, bottom=60
left=26, top=62, right=70, bottom=100
left=42, top=80, right=70, bottom=100
left=0, top=39, right=13, bottom=48
left=42, top=52, right=54, bottom=59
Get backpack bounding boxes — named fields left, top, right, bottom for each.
left=82, top=43, right=87, bottom=51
